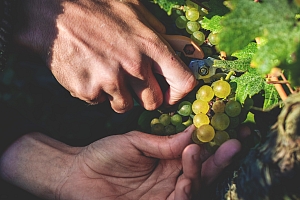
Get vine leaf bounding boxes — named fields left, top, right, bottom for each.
left=152, top=0, right=185, bottom=15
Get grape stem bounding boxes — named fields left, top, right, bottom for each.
left=225, top=71, right=236, bottom=81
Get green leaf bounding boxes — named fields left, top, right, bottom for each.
left=201, top=15, right=223, bottom=33
left=217, top=0, right=300, bottom=85
left=152, top=0, right=185, bottom=15
left=230, top=69, right=280, bottom=110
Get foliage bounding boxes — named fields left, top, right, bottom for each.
left=152, top=0, right=185, bottom=15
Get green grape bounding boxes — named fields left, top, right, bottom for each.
left=211, top=79, right=231, bottom=98
left=243, top=96, right=254, bottom=110
left=205, top=141, right=219, bottom=153
left=191, top=31, right=205, bottom=46
left=151, top=123, right=165, bottom=135
left=207, top=32, right=219, bottom=45
left=150, top=118, right=160, bottom=127
left=176, top=124, right=187, bottom=133
left=193, top=113, right=210, bottom=128
left=199, top=7, right=209, bottom=17
left=178, top=101, right=192, bottom=116
left=229, top=116, right=240, bottom=129
left=159, top=113, right=171, bottom=126
left=192, top=99, right=209, bottom=114
left=214, top=130, right=230, bottom=145
left=227, top=129, right=237, bottom=139
left=185, top=0, right=199, bottom=10
left=182, top=117, right=193, bottom=126
left=196, top=85, right=215, bottom=102
left=186, top=21, right=201, bottom=34
left=211, top=113, right=230, bottom=130
left=185, top=8, right=200, bottom=21
left=212, top=100, right=225, bottom=113
left=171, top=114, right=182, bottom=126
left=194, top=124, right=215, bottom=142
left=175, top=16, right=188, bottom=29
left=225, top=100, right=242, bottom=117
left=171, top=9, right=184, bottom=20
left=165, top=124, right=176, bottom=135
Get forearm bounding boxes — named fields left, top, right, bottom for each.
left=0, top=132, right=81, bottom=199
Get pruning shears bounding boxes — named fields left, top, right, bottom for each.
left=162, top=34, right=223, bottom=83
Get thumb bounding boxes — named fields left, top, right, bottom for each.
left=126, top=125, right=196, bottom=159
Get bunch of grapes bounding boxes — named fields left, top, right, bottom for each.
left=172, top=0, right=218, bottom=46
left=150, top=78, right=253, bottom=152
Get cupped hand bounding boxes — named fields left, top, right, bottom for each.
left=56, top=125, right=241, bottom=200
left=16, top=0, right=197, bottom=113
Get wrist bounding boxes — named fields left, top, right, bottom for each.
left=0, top=132, right=82, bottom=199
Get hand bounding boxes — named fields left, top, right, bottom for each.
left=15, top=0, right=197, bottom=113
left=56, top=125, right=241, bottom=199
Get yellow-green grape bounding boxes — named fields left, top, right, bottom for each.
left=214, top=130, right=230, bottom=145
left=225, top=100, right=242, bottom=117
left=211, top=79, right=231, bottom=99
left=193, top=113, right=210, bottom=128
left=165, top=124, right=176, bottom=135
left=151, top=123, right=165, bottom=135
left=182, top=117, right=193, bottom=126
left=159, top=113, right=171, bottom=126
left=191, top=31, right=205, bottom=46
left=186, top=21, right=201, bottom=34
left=171, top=114, right=182, bottom=126
left=150, top=118, right=160, bottom=127
left=185, top=0, right=199, bottom=10
left=207, top=32, right=219, bottom=45
left=196, top=85, right=215, bottom=102
left=176, top=124, right=187, bottom=133
left=194, top=124, right=215, bottom=142
left=192, top=130, right=203, bottom=145
left=192, top=99, right=209, bottom=114
left=212, top=100, right=226, bottom=113
left=178, top=101, right=193, bottom=116
left=175, top=16, right=188, bottom=29
left=185, top=8, right=200, bottom=21
left=211, top=112, right=230, bottom=130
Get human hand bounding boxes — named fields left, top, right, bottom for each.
left=15, top=0, right=197, bottom=113
left=56, top=125, right=241, bottom=200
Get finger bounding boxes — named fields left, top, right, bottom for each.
left=126, top=125, right=196, bottom=159
left=129, top=63, right=164, bottom=110
left=151, top=48, right=198, bottom=106
left=128, top=0, right=166, bottom=33
left=181, top=144, right=202, bottom=195
left=201, top=139, right=241, bottom=185
left=174, top=178, right=192, bottom=200
left=103, top=73, right=134, bottom=113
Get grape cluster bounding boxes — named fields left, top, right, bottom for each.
left=172, top=0, right=218, bottom=46
left=150, top=78, right=253, bottom=152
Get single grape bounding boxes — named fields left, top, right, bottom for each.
left=165, top=124, right=176, bottom=135
left=207, top=32, right=219, bottom=45
left=175, top=16, right=188, bottom=29
left=211, top=112, right=230, bottom=130
left=191, top=31, right=205, bottom=46
left=225, top=100, right=242, bottom=117
left=192, top=130, right=203, bottom=145
left=182, top=117, right=193, bottom=126
left=194, top=124, right=215, bottom=142
left=176, top=124, right=187, bottom=133
left=178, top=101, right=193, bottom=116
left=171, top=114, right=182, bottom=126
left=185, top=0, right=199, bottom=10
left=159, top=113, right=171, bottom=126
left=186, top=21, right=201, bottom=34
left=185, top=8, right=200, bottom=21
left=150, top=118, right=160, bottom=127
left=196, top=85, right=215, bottom=102
left=171, top=9, right=184, bottom=20
left=229, top=116, right=240, bottom=129
left=192, top=99, right=209, bottom=114
left=151, top=123, right=165, bottom=135
left=214, top=130, right=230, bottom=145
left=193, top=113, right=210, bottom=128
left=211, top=79, right=231, bottom=99
left=212, top=100, right=226, bottom=113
